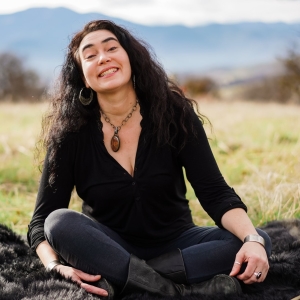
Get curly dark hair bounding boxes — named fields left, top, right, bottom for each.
left=37, top=20, right=205, bottom=185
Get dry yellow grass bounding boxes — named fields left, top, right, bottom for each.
left=0, top=100, right=299, bottom=233
left=189, top=99, right=300, bottom=226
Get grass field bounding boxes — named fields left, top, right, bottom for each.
left=0, top=100, right=299, bottom=234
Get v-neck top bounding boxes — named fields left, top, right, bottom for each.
left=27, top=109, right=247, bottom=251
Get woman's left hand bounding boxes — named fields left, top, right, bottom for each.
left=229, top=242, right=269, bottom=284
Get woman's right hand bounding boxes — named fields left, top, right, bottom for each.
left=54, top=265, right=109, bottom=297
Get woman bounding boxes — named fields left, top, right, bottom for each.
left=27, top=20, right=271, bottom=299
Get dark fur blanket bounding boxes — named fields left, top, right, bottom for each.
left=0, top=220, right=300, bottom=300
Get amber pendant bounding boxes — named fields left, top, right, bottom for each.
left=111, top=131, right=120, bottom=152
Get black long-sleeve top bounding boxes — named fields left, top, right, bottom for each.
left=27, top=108, right=247, bottom=251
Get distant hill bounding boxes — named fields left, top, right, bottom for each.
left=0, top=7, right=299, bottom=80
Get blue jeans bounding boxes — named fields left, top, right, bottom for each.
left=44, top=209, right=272, bottom=287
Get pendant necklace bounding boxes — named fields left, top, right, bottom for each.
left=101, top=99, right=139, bottom=152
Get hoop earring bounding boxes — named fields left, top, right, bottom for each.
left=79, top=87, right=93, bottom=106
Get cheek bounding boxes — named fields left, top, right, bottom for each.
left=120, top=51, right=131, bottom=73
left=82, top=63, right=95, bottom=81
left=81, top=65, right=95, bottom=88
left=124, top=58, right=132, bottom=76
left=82, top=63, right=92, bottom=75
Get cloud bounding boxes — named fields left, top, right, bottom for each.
left=0, top=0, right=300, bottom=25
left=94, top=0, right=300, bottom=25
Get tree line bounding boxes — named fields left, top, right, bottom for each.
left=0, top=49, right=299, bottom=103
left=0, top=52, right=46, bottom=101
left=239, top=49, right=300, bottom=104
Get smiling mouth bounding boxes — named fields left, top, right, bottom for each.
left=99, top=68, right=118, bottom=77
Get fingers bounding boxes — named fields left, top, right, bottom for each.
left=231, top=243, right=269, bottom=284
left=229, top=247, right=246, bottom=277
left=80, top=282, right=109, bottom=297
left=72, top=269, right=109, bottom=296
left=242, top=263, right=269, bottom=284
left=229, top=253, right=244, bottom=276
left=237, top=255, right=269, bottom=284
left=56, top=266, right=108, bottom=297
left=74, top=268, right=101, bottom=282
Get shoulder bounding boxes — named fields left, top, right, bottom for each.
left=170, top=91, right=201, bottom=122
left=62, top=121, right=93, bottom=144
left=54, top=122, right=94, bottom=159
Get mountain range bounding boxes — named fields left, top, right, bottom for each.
left=0, top=7, right=299, bottom=83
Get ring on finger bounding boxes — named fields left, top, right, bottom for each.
left=234, top=261, right=241, bottom=265
left=253, top=271, right=262, bottom=279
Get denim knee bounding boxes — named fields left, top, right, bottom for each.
left=44, top=209, right=81, bottom=244
left=256, top=228, right=272, bottom=257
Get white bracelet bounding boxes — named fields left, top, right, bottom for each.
left=244, top=234, right=265, bottom=247
left=46, top=260, right=61, bottom=272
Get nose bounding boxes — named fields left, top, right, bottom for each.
left=98, top=52, right=111, bottom=65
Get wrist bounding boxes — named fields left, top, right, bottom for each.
left=244, top=234, right=265, bottom=248
left=46, top=260, right=62, bottom=272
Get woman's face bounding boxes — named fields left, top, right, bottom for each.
left=78, top=29, right=132, bottom=95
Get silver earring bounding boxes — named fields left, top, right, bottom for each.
left=79, top=87, right=93, bottom=106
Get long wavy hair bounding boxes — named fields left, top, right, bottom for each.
left=37, top=20, right=205, bottom=185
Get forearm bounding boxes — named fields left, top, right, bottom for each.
left=36, top=240, right=107, bottom=296
left=36, top=240, right=60, bottom=268
left=221, top=208, right=258, bottom=241
left=223, top=208, right=270, bottom=283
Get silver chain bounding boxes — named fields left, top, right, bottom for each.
left=101, top=99, right=139, bottom=133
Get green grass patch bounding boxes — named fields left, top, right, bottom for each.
left=1, top=101, right=300, bottom=233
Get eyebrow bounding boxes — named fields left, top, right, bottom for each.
left=81, top=37, right=119, bottom=53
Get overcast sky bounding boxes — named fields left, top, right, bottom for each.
left=1, top=0, right=300, bottom=26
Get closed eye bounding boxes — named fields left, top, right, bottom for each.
left=108, top=46, right=117, bottom=52
left=86, top=54, right=96, bottom=59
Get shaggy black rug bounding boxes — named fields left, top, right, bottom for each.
left=0, top=220, right=300, bottom=300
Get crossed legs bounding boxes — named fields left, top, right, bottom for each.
left=44, top=209, right=271, bottom=288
